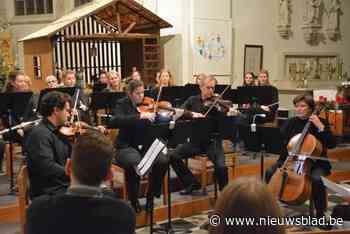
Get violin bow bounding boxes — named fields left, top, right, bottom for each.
left=71, top=89, right=81, bottom=125
left=154, top=85, right=163, bottom=113
left=204, top=85, right=231, bottom=117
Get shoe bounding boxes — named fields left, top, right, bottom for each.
left=131, top=200, right=142, bottom=213
left=179, top=183, right=201, bottom=195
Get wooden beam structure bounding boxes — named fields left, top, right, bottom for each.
left=65, top=33, right=156, bottom=42
left=123, top=22, right=136, bottom=34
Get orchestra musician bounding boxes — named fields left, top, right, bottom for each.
left=107, top=79, right=168, bottom=212
left=45, top=75, right=59, bottom=89
left=265, top=94, right=336, bottom=219
left=169, top=74, right=229, bottom=195
left=103, top=70, right=122, bottom=92
left=25, top=91, right=72, bottom=199
left=62, top=70, right=90, bottom=123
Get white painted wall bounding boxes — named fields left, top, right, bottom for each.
left=232, top=0, right=350, bottom=89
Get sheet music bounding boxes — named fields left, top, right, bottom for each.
left=322, top=177, right=350, bottom=197
left=137, top=139, right=160, bottom=170
left=136, top=139, right=166, bottom=176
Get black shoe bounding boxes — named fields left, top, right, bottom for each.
left=131, top=200, right=142, bottom=213
left=179, top=183, right=201, bottom=195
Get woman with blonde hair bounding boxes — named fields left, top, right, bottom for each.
left=257, top=69, right=271, bottom=86
left=211, top=178, right=286, bottom=234
left=104, top=70, right=122, bottom=92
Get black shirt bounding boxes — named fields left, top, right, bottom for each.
left=26, top=190, right=135, bottom=234
left=278, top=116, right=336, bottom=172
left=107, top=97, right=148, bottom=148
left=25, top=119, right=71, bottom=198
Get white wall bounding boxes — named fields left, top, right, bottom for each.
left=232, top=0, right=350, bottom=89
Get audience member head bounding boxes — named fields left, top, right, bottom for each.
left=258, top=69, right=270, bottom=86
left=4, top=71, right=27, bottom=92
left=40, top=91, right=72, bottom=127
left=199, top=74, right=217, bottom=100
left=211, top=177, right=285, bottom=234
left=63, top=70, right=76, bottom=87
left=127, top=79, right=144, bottom=105
left=65, top=130, right=114, bottom=187
left=45, top=75, right=59, bottom=89
left=108, top=70, right=121, bottom=91
left=243, top=72, right=255, bottom=86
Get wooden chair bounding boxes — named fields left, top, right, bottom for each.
left=17, top=165, right=29, bottom=234
left=188, top=152, right=237, bottom=193
left=5, top=143, right=25, bottom=176
left=110, top=164, right=169, bottom=205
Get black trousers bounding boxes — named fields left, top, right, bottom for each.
left=0, top=139, right=5, bottom=170
left=332, top=204, right=350, bottom=221
left=265, top=161, right=329, bottom=215
left=169, top=139, right=228, bottom=190
left=115, top=147, right=168, bottom=203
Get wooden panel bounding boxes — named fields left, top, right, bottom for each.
left=23, top=38, right=54, bottom=92
left=0, top=204, right=19, bottom=224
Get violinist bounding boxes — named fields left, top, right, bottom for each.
left=107, top=79, right=168, bottom=212
left=169, top=74, right=229, bottom=195
left=25, top=91, right=72, bottom=199
left=62, top=70, right=90, bottom=123
left=265, top=94, right=336, bottom=219
left=256, top=69, right=279, bottom=123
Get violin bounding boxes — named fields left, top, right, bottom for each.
left=137, top=96, right=176, bottom=123
left=203, top=94, right=233, bottom=114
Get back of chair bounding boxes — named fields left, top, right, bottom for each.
left=17, top=165, right=29, bottom=234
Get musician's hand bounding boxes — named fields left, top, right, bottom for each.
left=140, top=112, right=156, bottom=122
left=96, top=125, right=106, bottom=134
left=309, top=115, right=324, bottom=131
left=17, top=129, right=24, bottom=137
left=261, top=105, right=270, bottom=112
left=191, top=112, right=205, bottom=118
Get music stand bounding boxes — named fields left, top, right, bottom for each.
left=240, top=123, right=283, bottom=180
left=160, top=86, right=187, bottom=108
left=0, top=92, right=33, bottom=194
left=36, top=87, right=76, bottom=115
left=92, top=83, right=107, bottom=93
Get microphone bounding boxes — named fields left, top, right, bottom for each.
left=251, top=114, right=266, bottom=132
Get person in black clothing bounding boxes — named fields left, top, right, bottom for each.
left=26, top=130, right=135, bottom=234
left=265, top=93, right=336, bottom=218
left=0, top=138, right=4, bottom=173
left=107, top=79, right=168, bottom=212
left=331, top=197, right=350, bottom=221
left=25, top=91, right=72, bottom=199
left=169, top=74, right=229, bottom=195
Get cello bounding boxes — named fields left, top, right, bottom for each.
left=268, top=106, right=328, bottom=205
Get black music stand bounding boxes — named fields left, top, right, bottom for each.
left=160, top=86, right=187, bottom=108
left=240, top=124, right=283, bottom=180
left=0, top=92, right=33, bottom=194
left=92, top=83, right=107, bottom=93
left=36, top=87, right=76, bottom=115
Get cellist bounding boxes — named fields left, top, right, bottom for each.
left=265, top=93, right=336, bottom=219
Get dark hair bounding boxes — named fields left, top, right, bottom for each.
left=243, top=71, right=255, bottom=86
left=40, top=91, right=71, bottom=117
left=211, top=178, right=285, bottom=234
left=127, top=79, right=144, bottom=93
left=293, top=93, right=315, bottom=111
left=71, top=130, right=115, bottom=186
left=3, top=71, right=25, bottom=92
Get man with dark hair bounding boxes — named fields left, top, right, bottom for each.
left=265, top=93, right=336, bottom=220
left=27, top=131, right=135, bottom=234
left=25, top=91, right=72, bottom=199
left=108, top=79, right=168, bottom=212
